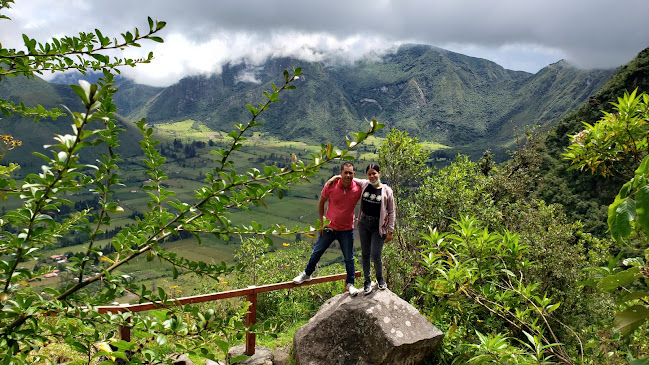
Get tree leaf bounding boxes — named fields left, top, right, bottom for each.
left=70, top=84, right=90, bottom=107
left=635, top=185, right=649, bottom=233
left=231, top=355, right=249, bottom=363
left=597, top=267, right=641, bottom=292
left=68, top=340, right=89, bottom=353
left=156, top=333, right=167, bottom=345
left=620, top=291, right=649, bottom=303
left=635, top=154, right=649, bottom=177
left=614, top=305, right=649, bottom=336
left=214, top=339, right=229, bottom=355
left=608, top=198, right=635, bottom=242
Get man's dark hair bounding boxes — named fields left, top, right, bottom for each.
left=340, top=161, right=355, bottom=172
left=366, top=163, right=381, bottom=173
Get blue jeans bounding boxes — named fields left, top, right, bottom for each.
left=304, top=228, right=355, bottom=284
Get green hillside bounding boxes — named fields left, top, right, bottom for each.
left=0, top=75, right=146, bottom=170
left=534, top=46, right=649, bottom=234
left=116, top=45, right=614, bottom=159
left=49, top=73, right=165, bottom=116
left=478, top=60, right=614, bottom=159
left=0, top=44, right=620, bottom=169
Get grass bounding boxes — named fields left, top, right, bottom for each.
left=420, top=140, right=452, bottom=150
left=154, top=119, right=215, bottom=140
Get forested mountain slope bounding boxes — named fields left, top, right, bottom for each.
left=124, top=44, right=614, bottom=158
left=534, top=46, right=649, bottom=235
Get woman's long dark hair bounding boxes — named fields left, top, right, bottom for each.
left=365, top=163, right=381, bottom=173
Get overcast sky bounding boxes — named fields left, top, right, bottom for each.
left=1, top=0, right=648, bottom=87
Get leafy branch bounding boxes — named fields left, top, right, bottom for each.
left=0, top=17, right=166, bottom=78
left=0, top=9, right=166, bottom=120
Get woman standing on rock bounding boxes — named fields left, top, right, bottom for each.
left=356, top=163, right=395, bottom=294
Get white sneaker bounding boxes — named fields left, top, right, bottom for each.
left=346, top=283, right=359, bottom=296
left=293, top=271, right=312, bottom=284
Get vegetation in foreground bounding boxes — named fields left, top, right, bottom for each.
left=1, top=1, right=648, bottom=363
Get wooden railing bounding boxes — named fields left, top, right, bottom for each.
left=96, top=271, right=361, bottom=356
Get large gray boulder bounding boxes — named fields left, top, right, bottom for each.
left=293, top=289, right=444, bottom=365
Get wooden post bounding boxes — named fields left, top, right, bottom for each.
left=119, top=316, right=131, bottom=342
left=245, top=293, right=257, bottom=356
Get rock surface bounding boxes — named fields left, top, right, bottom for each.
left=227, top=344, right=273, bottom=365
left=171, top=354, right=193, bottom=365
left=293, top=289, right=444, bottom=365
left=271, top=344, right=291, bottom=365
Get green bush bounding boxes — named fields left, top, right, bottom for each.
left=417, top=217, right=576, bottom=363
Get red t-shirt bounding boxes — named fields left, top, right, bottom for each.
left=321, top=180, right=362, bottom=231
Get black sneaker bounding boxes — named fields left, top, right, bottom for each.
left=378, top=279, right=387, bottom=290
left=363, top=280, right=373, bottom=295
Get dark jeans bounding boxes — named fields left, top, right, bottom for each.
left=304, top=228, right=355, bottom=284
left=358, top=215, right=385, bottom=283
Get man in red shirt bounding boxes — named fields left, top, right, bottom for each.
left=293, top=162, right=363, bottom=295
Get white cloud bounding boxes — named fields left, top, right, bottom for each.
left=235, top=68, right=261, bottom=84
left=120, top=31, right=402, bottom=86
left=1, top=0, right=647, bottom=86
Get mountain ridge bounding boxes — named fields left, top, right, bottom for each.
left=3, top=44, right=618, bottom=163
